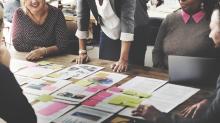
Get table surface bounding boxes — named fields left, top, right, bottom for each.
left=10, top=50, right=215, bottom=123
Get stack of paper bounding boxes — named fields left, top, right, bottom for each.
left=141, top=84, right=200, bottom=113
left=119, top=76, right=167, bottom=94
left=53, top=106, right=113, bottom=123
left=10, top=59, right=36, bottom=73
left=46, top=64, right=104, bottom=80
left=15, top=61, right=65, bottom=79
left=22, top=79, right=71, bottom=95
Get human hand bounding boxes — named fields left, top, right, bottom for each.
left=26, top=48, right=46, bottom=61
left=75, top=54, right=89, bottom=64
left=110, top=59, right=128, bottom=73
left=132, top=105, right=162, bottom=122
left=180, top=99, right=209, bottom=118
left=0, top=45, right=11, bottom=67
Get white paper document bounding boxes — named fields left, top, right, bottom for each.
left=53, top=106, right=113, bottom=123
left=52, top=84, right=95, bottom=103
left=15, top=62, right=64, bottom=79
left=47, top=64, right=104, bottom=80
left=141, top=84, right=200, bottom=113
left=77, top=71, right=128, bottom=87
left=15, top=75, right=34, bottom=85
left=33, top=101, right=75, bottom=123
left=10, top=59, right=36, bottom=73
left=22, top=79, right=71, bottom=95
left=119, top=76, right=167, bottom=94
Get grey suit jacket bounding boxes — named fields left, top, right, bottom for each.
left=76, top=0, right=148, bottom=35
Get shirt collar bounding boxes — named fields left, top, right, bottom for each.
left=181, top=10, right=205, bottom=24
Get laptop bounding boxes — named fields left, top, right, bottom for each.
left=168, top=55, right=220, bottom=85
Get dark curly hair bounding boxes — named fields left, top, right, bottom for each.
left=203, top=0, right=219, bottom=20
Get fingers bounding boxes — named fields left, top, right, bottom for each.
left=132, top=105, right=145, bottom=116
left=111, top=62, right=128, bottom=73
left=75, top=55, right=89, bottom=64
left=181, top=106, right=197, bottom=118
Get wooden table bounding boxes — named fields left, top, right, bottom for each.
left=10, top=50, right=215, bottom=123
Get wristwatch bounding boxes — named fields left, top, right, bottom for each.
left=79, top=49, right=87, bottom=55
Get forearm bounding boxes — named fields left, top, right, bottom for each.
left=119, top=41, right=131, bottom=61
left=79, top=39, right=87, bottom=50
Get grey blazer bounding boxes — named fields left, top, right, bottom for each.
left=76, top=0, right=148, bottom=35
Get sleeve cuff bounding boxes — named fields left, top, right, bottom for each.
left=75, top=30, right=89, bottom=39
left=120, top=32, right=134, bottom=42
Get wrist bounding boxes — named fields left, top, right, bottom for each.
left=41, top=47, right=47, bottom=56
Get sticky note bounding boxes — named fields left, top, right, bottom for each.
left=38, top=102, right=68, bottom=116
left=90, top=95, right=106, bottom=101
left=37, top=95, right=54, bottom=102
left=86, top=87, right=99, bottom=92
left=98, top=91, right=113, bottom=97
left=95, top=72, right=108, bottom=77
left=108, top=87, right=123, bottom=93
left=48, top=73, right=62, bottom=78
left=122, top=89, right=137, bottom=96
left=82, top=99, right=99, bottom=106
left=31, top=74, right=43, bottom=79
left=76, top=80, right=93, bottom=87
left=37, top=61, right=51, bottom=66
left=42, top=85, right=56, bottom=91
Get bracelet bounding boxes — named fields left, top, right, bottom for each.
left=42, top=47, right=47, bottom=56
left=79, top=49, right=87, bottom=55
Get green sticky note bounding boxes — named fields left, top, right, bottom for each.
left=123, top=101, right=139, bottom=107
left=137, top=92, right=152, bottom=98
left=48, top=73, right=62, bottom=78
left=37, top=95, right=54, bottom=102
left=76, top=80, right=93, bottom=87
left=108, top=96, right=123, bottom=105
left=37, top=61, right=51, bottom=66
left=122, top=89, right=137, bottom=96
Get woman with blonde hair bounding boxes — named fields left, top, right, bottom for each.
left=12, top=0, right=74, bottom=61
left=0, top=2, right=37, bottom=123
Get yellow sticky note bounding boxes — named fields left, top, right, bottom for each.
left=37, top=61, right=51, bottom=66
left=48, top=73, right=62, bottom=78
left=123, top=101, right=139, bottom=107
left=32, top=74, right=43, bottom=79
left=108, top=96, right=123, bottom=105
left=37, top=95, right=54, bottom=102
left=49, top=64, right=64, bottom=70
left=76, top=80, right=93, bottom=86
left=95, top=72, right=108, bottom=77
left=122, top=89, right=137, bottom=96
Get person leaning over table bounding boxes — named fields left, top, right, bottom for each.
left=75, top=0, right=152, bottom=72
left=12, top=0, right=74, bottom=61
left=132, top=4, right=220, bottom=123
left=152, top=0, right=220, bottom=69
left=0, top=3, right=37, bottom=123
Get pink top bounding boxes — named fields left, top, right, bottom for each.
left=181, top=10, right=205, bottom=24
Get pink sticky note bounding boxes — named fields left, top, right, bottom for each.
left=85, top=87, right=99, bottom=92
left=82, top=99, right=99, bottom=106
left=90, top=95, right=106, bottom=101
left=109, top=87, right=123, bottom=92
left=42, top=85, right=56, bottom=91
left=93, top=85, right=108, bottom=90
left=97, top=91, right=113, bottom=97
left=38, top=102, right=68, bottom=116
